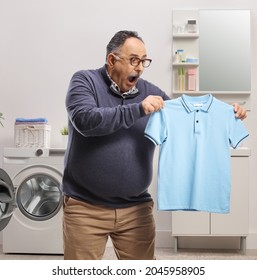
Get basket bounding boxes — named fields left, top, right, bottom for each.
left=14, top=124, right=51, bottom=148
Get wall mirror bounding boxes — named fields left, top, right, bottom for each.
left=199, top=10, right=251, bottom=92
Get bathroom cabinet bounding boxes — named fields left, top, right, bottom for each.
left=171, top=148, right=251, bottom=253
left=172, top=9, right=251, bottom=95
left=171, top=10, right=251, bottom=253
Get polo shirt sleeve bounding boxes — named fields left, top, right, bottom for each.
left=144, top=109, right=167, bottom=145
left=228, top=108, right=249, bottom=149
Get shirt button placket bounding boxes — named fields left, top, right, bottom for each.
left=195, top=110, right=200, bottom=134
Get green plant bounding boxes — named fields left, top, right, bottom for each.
left=0, top=112, right=4, bottom=127
left=60, top=125, right=68, bottom=135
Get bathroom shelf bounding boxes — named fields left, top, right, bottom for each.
left=173, top=63, right=199, bottom=66
left=173, top=33, right=199, bottom=38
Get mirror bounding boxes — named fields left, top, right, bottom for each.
left=199, top=10, right=251, bottom=92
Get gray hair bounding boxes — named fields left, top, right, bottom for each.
left=106, top=30, right=144, bottom=62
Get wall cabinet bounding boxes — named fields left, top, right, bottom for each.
left=172, top=10, right=251, bottom=95
left=172, top=148, right=250, bottom=253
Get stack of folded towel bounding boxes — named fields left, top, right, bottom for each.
left=15, top=117, right=48, bottom=124
left=14, top=118, right=51, bottom=148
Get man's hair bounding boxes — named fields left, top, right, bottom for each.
left=106, top=30, right=144, bottom=61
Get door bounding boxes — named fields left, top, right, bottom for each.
left=0, top=168, right=15, bottom=231
left=15, top=169, right=62, bottom=221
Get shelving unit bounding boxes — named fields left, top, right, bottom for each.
left=172, top=10, right=199, bottom=93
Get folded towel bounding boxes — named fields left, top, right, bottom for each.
left=15, top=117, right=48, bottom=123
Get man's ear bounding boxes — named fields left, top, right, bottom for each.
left=107, top=53, right=116, bottom=68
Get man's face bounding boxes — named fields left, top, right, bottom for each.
left=108, top=37, right=148, bottom=93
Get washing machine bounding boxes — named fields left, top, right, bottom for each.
left=0, top=147, right=65, bottom=254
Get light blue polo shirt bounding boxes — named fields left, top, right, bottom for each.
left=144, top=94, right=249, bottom=213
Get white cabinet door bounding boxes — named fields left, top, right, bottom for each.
left=211, top=156, right=249, bottom=235
left=172, top=211, right=209, bottom=235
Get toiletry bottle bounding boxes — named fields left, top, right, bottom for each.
left=187, top=68, right=196, bottom=91
left=186, top=20, right=197, bottom=33
left=174, top=51, right=180, bottom=63
left=177, top=68, right=182, bottom=91
left=177, top=49, right=184, bottom=63
left=181, top=67, right=185, bottom=91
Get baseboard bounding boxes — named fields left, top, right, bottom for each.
left=173, top=236, right=241, bottom=250
left=169, top=233, right=257, bottom=250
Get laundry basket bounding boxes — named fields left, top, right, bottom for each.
left=14, top=124, right=51, bottom=148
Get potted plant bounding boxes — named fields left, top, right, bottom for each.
left=60, top=125, right=68, bottom=136
left=60, top=125, right=68, bottom=148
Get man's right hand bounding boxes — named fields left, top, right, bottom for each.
left=141, top=95, right=165, bottom=115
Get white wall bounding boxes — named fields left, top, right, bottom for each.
left=0, top=0, right=257, bottom=249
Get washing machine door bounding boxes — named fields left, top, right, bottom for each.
left=0, top=168, right=15, bottom=231
left=15, top=167, right=62, bottom=221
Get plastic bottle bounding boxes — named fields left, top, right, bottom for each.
left=177, top=49, right=185, bottom=63
left=181, top=67, right=185, bottom=91
left=177, top=67, right=185, bottom=91
left=186, top=20, right=197, bottom=33
left=177, top=68, right=182, bottom=91
left=174, top=51, right=180, bottom=63
left=187, top=68, right=196, bottom=91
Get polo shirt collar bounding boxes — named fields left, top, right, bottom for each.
left=181, top=94, right=213, bottom=113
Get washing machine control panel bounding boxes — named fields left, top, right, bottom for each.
left=3, top=147, right=50, bottom=158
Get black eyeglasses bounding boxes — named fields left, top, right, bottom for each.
left=113, top=54, right=152, bottom=68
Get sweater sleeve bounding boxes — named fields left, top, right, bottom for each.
left=66, top=70, right=146, bottom=137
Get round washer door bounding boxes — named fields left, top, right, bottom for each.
left=0, top=168, right=15, bottom=231
left=13, top=166, right=62, bottom=221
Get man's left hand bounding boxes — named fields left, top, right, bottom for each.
left=232, top=103, right=247, bottom=120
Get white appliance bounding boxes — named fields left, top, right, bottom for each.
left=0, top=147, right=65, bottom=254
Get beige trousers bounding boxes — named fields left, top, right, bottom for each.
left=63, top=196, right=156, bottom=260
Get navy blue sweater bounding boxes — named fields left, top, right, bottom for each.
left=62, top=66, right=170, bottom=208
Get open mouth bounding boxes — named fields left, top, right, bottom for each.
left=128, top=74, right=139, bottom=84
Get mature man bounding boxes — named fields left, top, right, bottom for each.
left=61, top=30, right=246, bottom=260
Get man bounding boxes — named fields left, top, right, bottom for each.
left=61, top=30, right=247, bottom=260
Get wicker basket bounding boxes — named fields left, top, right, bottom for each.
left=14, top=124, right=51, bottom=148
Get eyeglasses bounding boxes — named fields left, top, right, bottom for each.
left=113, top=54, right=152, bottom=68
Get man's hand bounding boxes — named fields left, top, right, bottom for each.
left=142, top=95, right=165, bottom=115
left=232, top=103, right=247, bottom=120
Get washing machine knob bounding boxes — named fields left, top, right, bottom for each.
left=35, top=149, right=44, bottom=156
